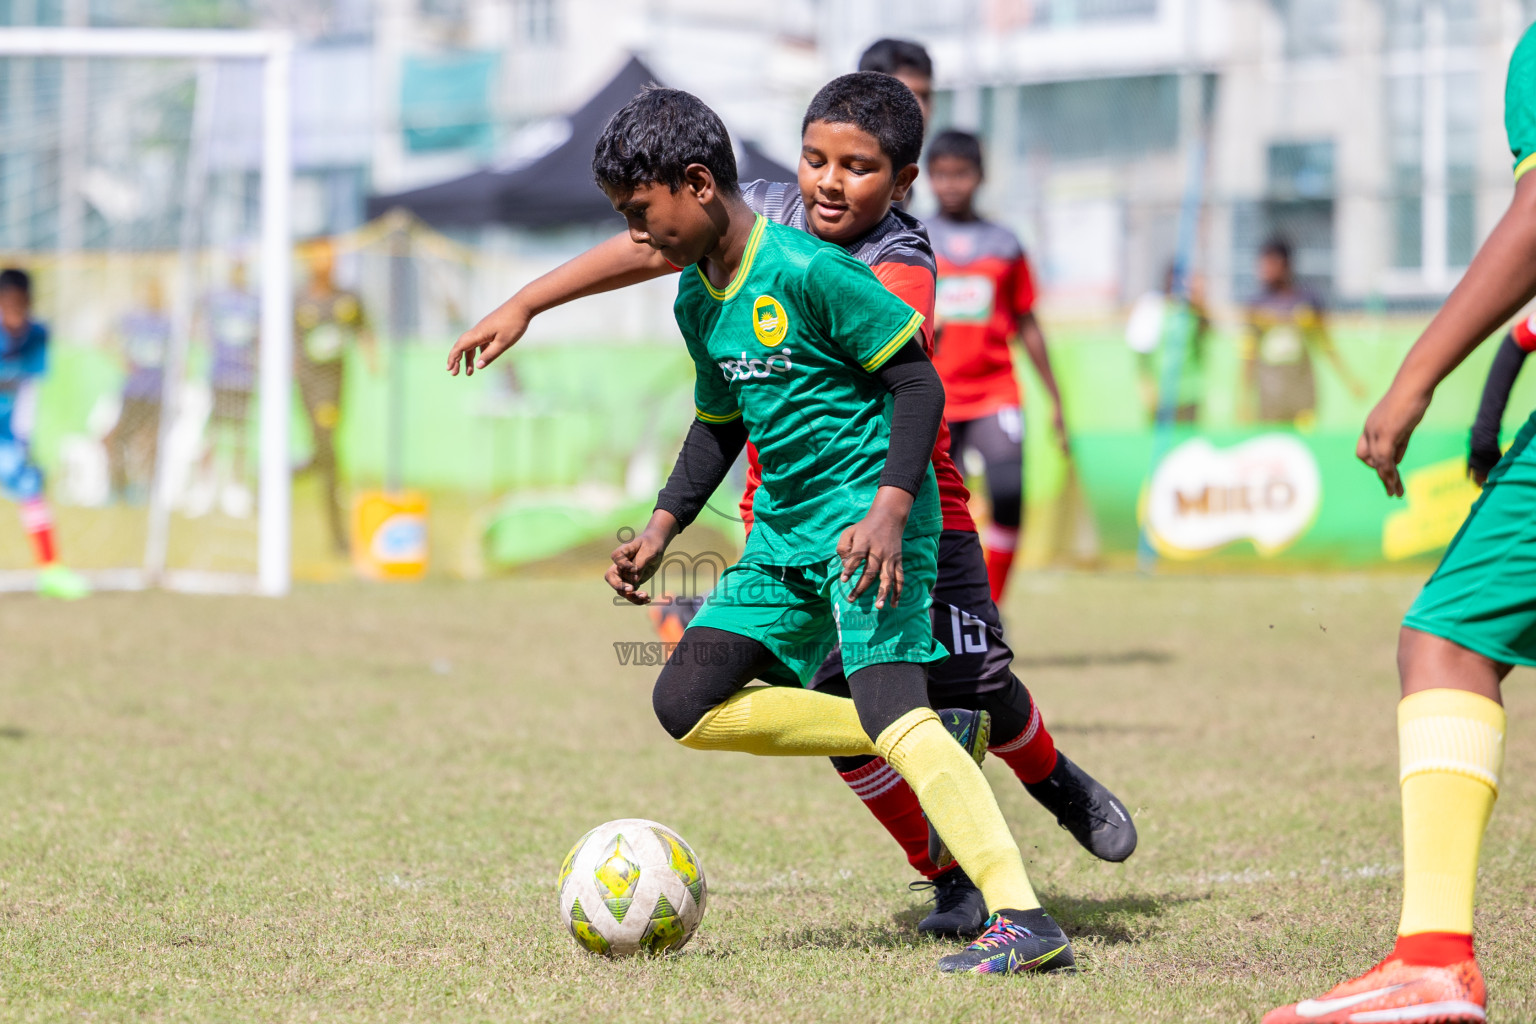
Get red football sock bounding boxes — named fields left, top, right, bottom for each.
left=989, top=698, right=1058, bottom=785
left=20, top=497, right=56, bottom=566
left=1391, top=931, right=1475, bottom=966
left=838, top=757, right=944, bottom=879
left=982, top=524, right=1019, bottom=603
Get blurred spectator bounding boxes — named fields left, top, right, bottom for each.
left=294, top=239, right=374, bottom=554
left=105, top=278, right=169, bottom=501
left=201, top=261, right=259, bottom=518
left=1241, top=238, right=1365, bottom=426
left=1125, top=262, right=1210, bottom=424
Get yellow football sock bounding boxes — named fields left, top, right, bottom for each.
left=877, top=708, right=1040, bottom=913
left=677, top=686, right=876, bottom=757
left=1397, top=688, right=1505, bottom=937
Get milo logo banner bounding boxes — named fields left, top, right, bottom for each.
left=1074, top=429, right=1482, bottom=566
left=1143, top=436, right=1322, bottom=558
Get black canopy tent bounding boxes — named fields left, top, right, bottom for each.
left=366, top=57, right=795, bottom=229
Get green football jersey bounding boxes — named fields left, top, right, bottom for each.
left=675, top=214, right=939, bottom=566
left=1508, top=22, right=1536, bottom=180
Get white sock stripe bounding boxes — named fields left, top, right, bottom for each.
left=991, top=702, right=1041, bottom=754
left=1400, top=714, right=1504, bottom=790
left=851, top=772, right=906, bottom=801
left=846, top=765, right=902, bottom=796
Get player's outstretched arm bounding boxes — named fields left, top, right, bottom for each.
left=608, top=417, right=748, bottom=606
left=447, top=231, right=674, bottom=376
left=839, top=341, right=945, bottom=609
left=1359, top=173, right=1536, bottom=496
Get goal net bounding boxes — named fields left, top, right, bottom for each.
left=0, top=29, right=291, bottom=594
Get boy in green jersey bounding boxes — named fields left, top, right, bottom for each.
left=1264, top=23, right=1536, bottom=1024
left=453, top=87, right=1074, bottom=974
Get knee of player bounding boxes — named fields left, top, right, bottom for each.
left=651, top=668, right=707, bottom=741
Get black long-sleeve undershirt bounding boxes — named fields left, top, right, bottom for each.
left=1470, top=331, right=1528, bottom=476
left=653, top=417, right=748, bottom=529
left=872, top=340, right=946, bottom=495
left=653, top=338, right=945, bottom=530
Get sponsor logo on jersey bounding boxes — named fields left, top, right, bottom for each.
left=935, top=275, right=995, bottom=323
left=752, top=294, right=789, bottom=346
left=719, top=348, right=794, bottom=383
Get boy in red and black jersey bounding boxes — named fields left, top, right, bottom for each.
left=926, top=131, right=1068, bottom=602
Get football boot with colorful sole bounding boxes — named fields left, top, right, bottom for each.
left=936, top=908, right=1076, bottom=975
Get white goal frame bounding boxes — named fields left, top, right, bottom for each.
left=0, top=28, right=293, bottom=596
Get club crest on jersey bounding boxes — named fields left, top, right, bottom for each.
left=752, top=294, right=789, bottom=347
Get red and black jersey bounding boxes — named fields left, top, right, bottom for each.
left=927, top=213, right=1036, bottom=423
left=734, top=180, right=974, bottom=535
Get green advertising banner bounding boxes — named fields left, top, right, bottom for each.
left=1073, top=429, right=1482, bottom=567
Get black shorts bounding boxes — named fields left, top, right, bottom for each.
left=809, top=529, right=1014, bottom=700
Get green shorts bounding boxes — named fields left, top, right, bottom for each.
left=688, top=530, right=947, bottom=686
left=1405, top=410, right=1536, bottom=666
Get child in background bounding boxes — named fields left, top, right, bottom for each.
left=0, top=269, right=90, bottom=600
left=202, top=262, right=259, bottom=518
left=925, top=130, right=1067, bottom=602
left=105, top=278, right=169, bottom=501
left=1241, top=238, right=1365, bottom=427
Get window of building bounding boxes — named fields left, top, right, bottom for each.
left=1446, top=70, right=1478, bottom=268
left=1385, top=0, right=1424, bottom=51
left=1015, top=74, right=1180, bottom=162
left=400, top=51, right=499, bottom=154
left=1031, top=0, right=1159, bottom=27
left=1386, top=74, right=1423, bottom=270
left=1444, top=0, right=1479, bottom=48
left=517, top=0, right=560, bottom=45
left=1383, top=0, right=1480, bottom=280
left=420, top=0, right=466, bottom=20
left=1267, top=140, right=1334, bottom=200
left=1277, top=0, right=1340, bottom=58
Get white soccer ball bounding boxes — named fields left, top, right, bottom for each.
left=556, top=818, right=707, bottom=956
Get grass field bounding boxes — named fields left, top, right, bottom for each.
left=3, top=570, right=1534, bottom=1023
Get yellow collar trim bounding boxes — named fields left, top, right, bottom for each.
left=696, top=215, right=766, bottom=302
left=1517, top=152, right=1536, bottom=182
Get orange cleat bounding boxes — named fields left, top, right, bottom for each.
left=646, top=593, right=706, bottom=645
left=1263, top=957, right=1485, bottom=1023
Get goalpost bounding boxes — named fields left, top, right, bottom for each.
left=0, top=28, right=293, bottom=596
